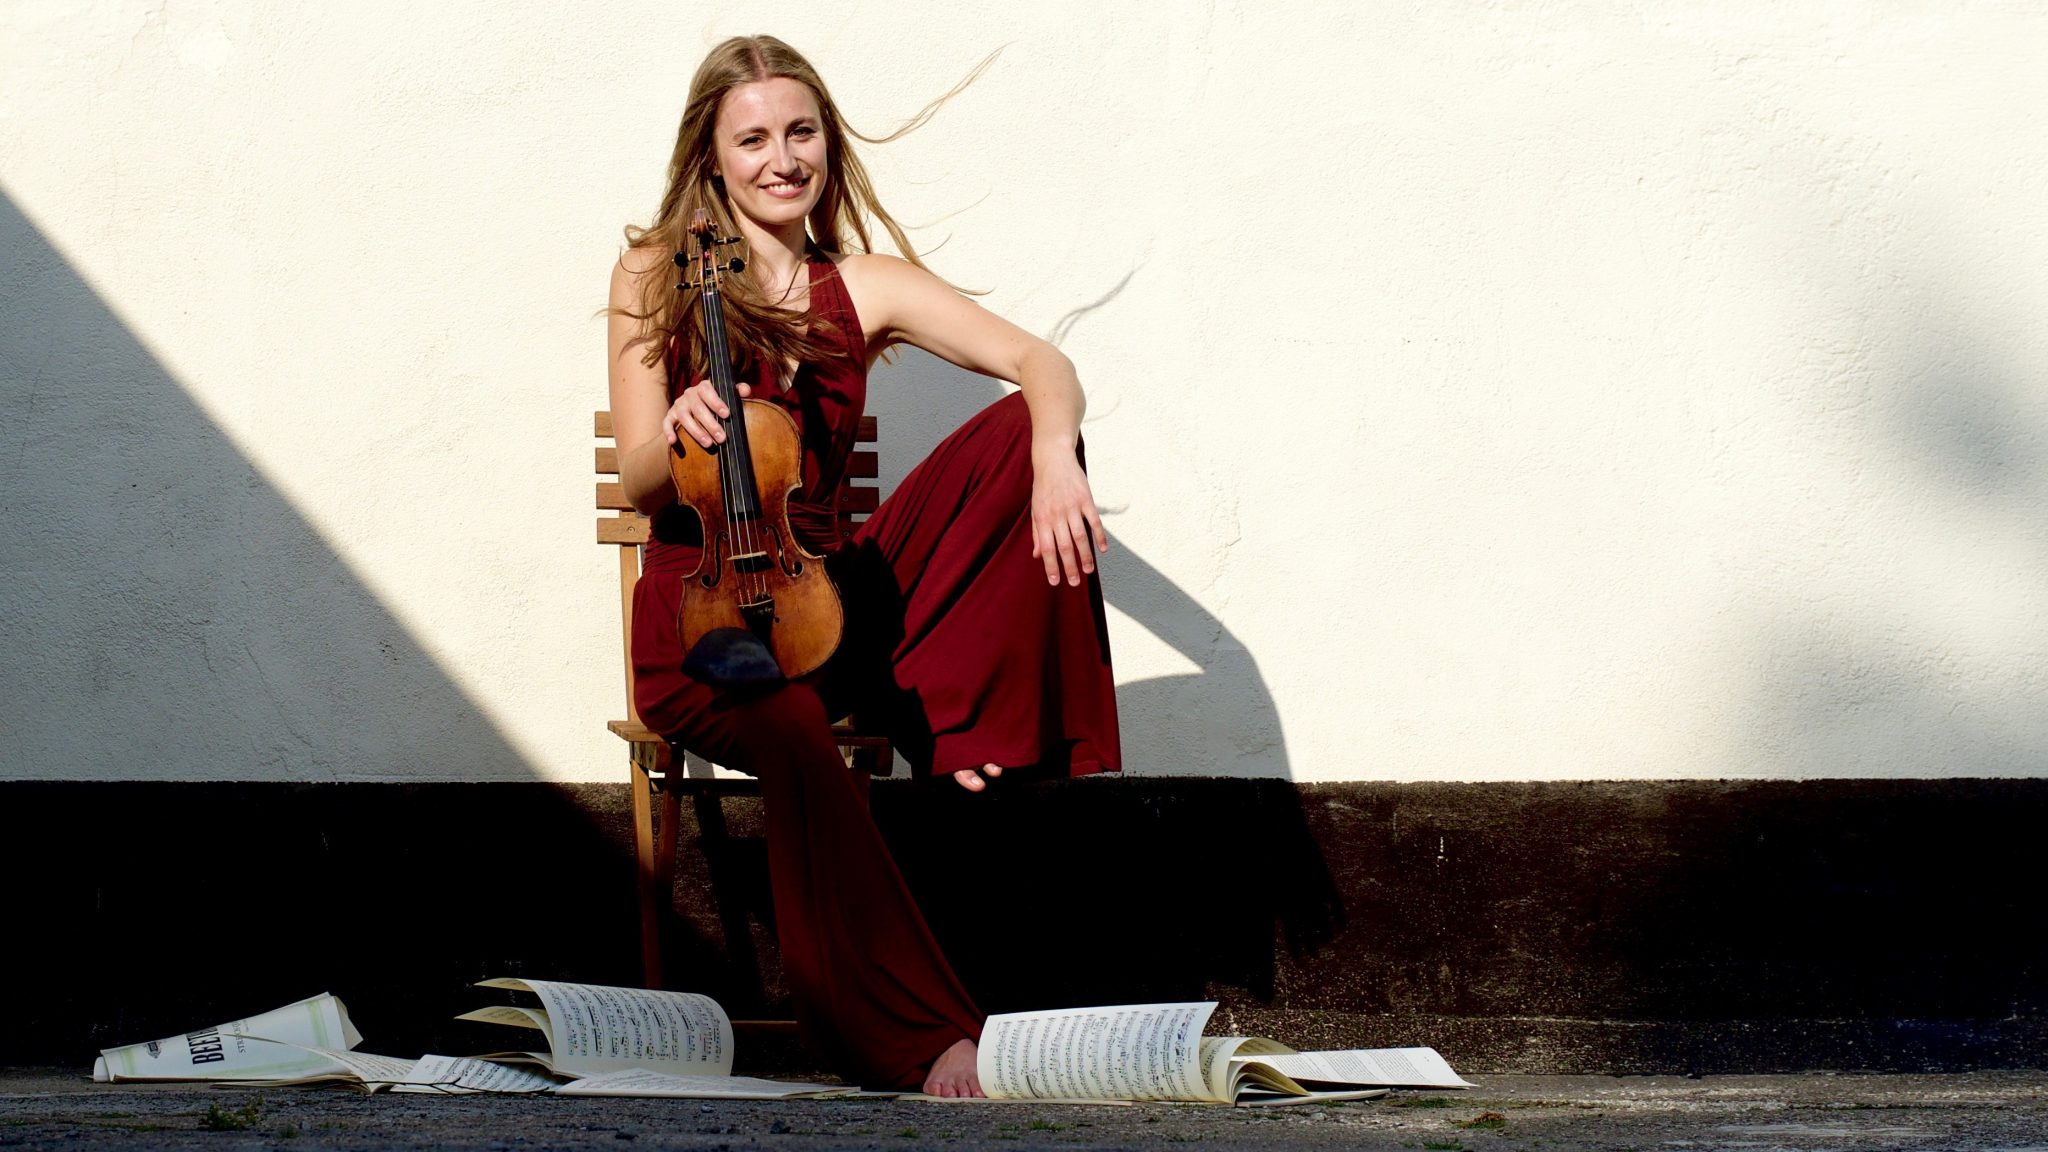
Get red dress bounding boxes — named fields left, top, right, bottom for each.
left=630, top=248, right=1121, bottom=1089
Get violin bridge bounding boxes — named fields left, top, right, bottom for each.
left=728, top=550, right=771, bottom=576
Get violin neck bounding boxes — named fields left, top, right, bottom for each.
left=698, top=281, right=764, bottom=522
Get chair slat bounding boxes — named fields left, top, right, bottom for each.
left=596, top=446, right=619, bottom=475
left=595, top=410, right=615, bottom=438
left=598, top=515, right=650, bottom=545
left=845, top=450, right=877, bottom=478
left=596, top=482, right=633, bottom=511
left=836, top=486, right=879, bottom=514
left=856, top=415, right=876, bottom=442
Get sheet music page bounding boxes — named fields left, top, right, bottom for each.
left=978, top=1002, right=1217, bottom=1102
left=318, top=1050, right=426, bottom=1088
left=554, top=1069, right=855, bottom=1099
left=390, top=1055, right=561, bottom=1094
left=1238, top=1047, right=1473, bottom=1089
left=479, top=978, right=732, bottom=1077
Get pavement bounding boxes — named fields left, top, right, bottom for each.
left=4, top=1069, right=2047, bottom=1150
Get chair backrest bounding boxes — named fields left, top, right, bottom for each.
left=594, top=411, right=880, bottom=724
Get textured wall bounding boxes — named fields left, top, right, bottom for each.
left=3, top=2, right=2044, bottom=782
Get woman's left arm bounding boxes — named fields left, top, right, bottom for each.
left=843, top=254, right=1109, bottom=586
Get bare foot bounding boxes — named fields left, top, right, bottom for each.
left=950, top=763, right=1003, bottom=792
left=922, top=1037, right=983, bottom=1097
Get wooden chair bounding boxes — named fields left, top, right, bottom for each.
left=596, top=410, right=895, bottom=999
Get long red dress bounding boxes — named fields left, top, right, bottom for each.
left=629, top=247, right=1122, bottom=1089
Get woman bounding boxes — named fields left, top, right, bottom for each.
left=604, top=36, right=1121, bottom=1097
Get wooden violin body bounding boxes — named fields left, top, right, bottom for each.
left=667, top=210, right=842, bottom=687
left=667, top=397, right=842, bottom=682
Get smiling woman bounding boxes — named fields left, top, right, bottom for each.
left=599, top=36, right=1122, bottom=1100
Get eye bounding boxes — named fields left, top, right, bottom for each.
left=739, top=134, right=765, bottom=147
left=793, top=125, right=818, bottom=138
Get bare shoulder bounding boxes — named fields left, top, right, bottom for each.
left=832, top=252, right=949, bottom=345
left=833, top=251, right=925, bottom=293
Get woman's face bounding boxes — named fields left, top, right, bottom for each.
left=711, top=77, right=828, bottom=233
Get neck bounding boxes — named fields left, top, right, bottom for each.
left=728, top=210, right=810, bottom=300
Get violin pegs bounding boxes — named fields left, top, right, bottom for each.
left=728, top=257, right=746, bottom=274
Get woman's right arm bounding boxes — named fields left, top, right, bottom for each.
left=608, top=250, right=749, bottom=516
left=608, top=252, right=682, bottom=515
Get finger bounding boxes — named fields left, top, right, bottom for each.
left=1034, top=517, right=1060, bottom=586
left=694, top=379, right=728, bottom=420
left=1087, top=505, right=1109, bottom=553
left=736, top=382, right=752, bottom=397
left=952, top=769, right=985, bottom=792
left=1066, top=509, right=1095, bottom=575
left=984, top=765, right=1002, bottom=778
left=682, top=412, right=716, bottom=450
left=1054, top=518, right=1082, bottom=586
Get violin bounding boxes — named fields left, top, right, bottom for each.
left=667, top=209, right=843, bottom=687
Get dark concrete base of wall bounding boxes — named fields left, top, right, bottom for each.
left=3, top=778, right=2043, bottom=1074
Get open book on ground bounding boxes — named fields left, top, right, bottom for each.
left=90, top=983, right=848, bottom=1099
left=913, top=1001, right=1472, bottom=1107
left=447, top=977, right=852, bottom=1099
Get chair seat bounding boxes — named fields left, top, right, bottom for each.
left=607, top=717, right=893, bottom=751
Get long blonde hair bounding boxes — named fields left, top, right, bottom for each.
left=608, top=35, right=989, bottom=381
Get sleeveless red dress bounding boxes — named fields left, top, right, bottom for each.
left=629, top=247, right=1121, bottom=1089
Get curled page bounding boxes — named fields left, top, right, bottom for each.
left=474, top=978, right=732, bottom=1077
left=1238, top=1047, right=1473, bottom=1089
left=554, top=1069, right=856, bottom=1099
left=391, top=1055, right=562, bottom=1095
left=96, top=993, right=360, bottom=1082
left=979, top=1003, right=1217, bottom=1102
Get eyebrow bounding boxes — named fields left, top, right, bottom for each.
left=730, top=115, right=820, bottom=142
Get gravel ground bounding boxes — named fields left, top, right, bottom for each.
left=4, top=1069, right=2046, bottom=1151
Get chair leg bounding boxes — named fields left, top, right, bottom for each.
left=630, top=751, right=663, bottom=990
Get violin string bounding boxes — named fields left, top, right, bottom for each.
left=701, top=259, right=748, bottom=601
left=702, top=267, right=744, bottom=599
left=705, top=264, right=766, bottom=605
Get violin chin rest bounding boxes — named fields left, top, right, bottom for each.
left=683, top=626, right=786, bottom=689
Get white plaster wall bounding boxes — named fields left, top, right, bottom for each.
left=3, top=1, right=2044, bottom=782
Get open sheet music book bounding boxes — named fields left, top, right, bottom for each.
left=936, top=1001, right=1472, bottom=1107
left=448, top=977, right=853, bottom=1099
left=92, top=982, right=850, bottom=1099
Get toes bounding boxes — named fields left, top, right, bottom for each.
left=953, top=769, right=985, bottom=792
left=984, top=764, right=1003, bottom=777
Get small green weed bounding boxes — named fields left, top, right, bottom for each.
left=199, top=1098, right=263, bottom=1131
left=1423, top=1142, right=1465, bottom=1151
left=1396, top=1096, right=1455, bottom=1108
left=1027, top=1118, right=1067, bottom=1131
left=895, top=1127, right=920, bottom=1138
left=278, top=1122, right=299, bottom=1139
left=1460, top=1111, right=1507, bottom=1130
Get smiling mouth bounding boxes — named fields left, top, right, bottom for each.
left=761, top=175, right=811, bottom=198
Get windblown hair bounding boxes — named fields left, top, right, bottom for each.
left=607, top=35, right=990, bottom=382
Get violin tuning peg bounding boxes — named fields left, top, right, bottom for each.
left=728, top=257, right=746, bottom=274
left=673, top=251, right=689, bottom=269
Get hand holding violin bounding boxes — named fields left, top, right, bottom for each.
left=664, top=378, right=753, bottom=451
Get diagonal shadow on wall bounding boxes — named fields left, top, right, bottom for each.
left=0, top=191, right=531, bottom=785
left=0, top=190, right=705, bottom=1062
